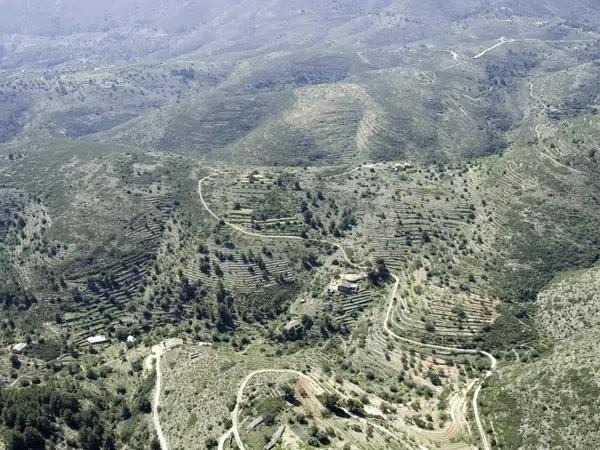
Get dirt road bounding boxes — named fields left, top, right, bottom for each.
left=224, top=368, right=417, bottom=450
left=151, top=343, right=169, bottom=450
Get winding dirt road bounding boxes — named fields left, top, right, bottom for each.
left=198, top=170, right=497, bottom=450
left=230, top=369, right=315, bottom=450
left=451, top=36, right=596, bottom=63
left=218, top=427, right=234, bottom=450
left=150, top=343, right=169, bottom=450
left=384, top=274, right=497, bottom=450
left=224, top=368, right=418, bottom=450
left=198, top=174, right=361, bottom=270
left=471, top=37, right=515, bottom=59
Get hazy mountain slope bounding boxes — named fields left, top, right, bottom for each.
left=2, top=0, right=600, bottom=166
left=2, top=0, right=599, bottom=69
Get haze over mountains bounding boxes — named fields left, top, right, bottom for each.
left=1, top=0, right=600, bottom=165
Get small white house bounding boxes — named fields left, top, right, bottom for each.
left=12, top=343, right=27, bottom=354
left=87, top=335, right=108, bottom=345
left=337, top=280, right=358, bottom=294
left=126, top=335, right=136, bottom=343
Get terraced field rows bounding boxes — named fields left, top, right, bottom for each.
left=0, top=187, right=24, bottom=241
left=183, top=250, right=292, bottom=293
left=333, top=289, right=374, bottom=326
left=203, top=174, right=309, bottom=238
left=63, top=190, right=176, bottom=344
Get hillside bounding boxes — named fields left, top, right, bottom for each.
left=0, top=2, right=600, bottom=450
left=480, top=266, right=600, bottom=449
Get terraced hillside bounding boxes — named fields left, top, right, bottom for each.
left=1, top=2, right=600, bottom=450
left=191, top=122, right=600, bottom=447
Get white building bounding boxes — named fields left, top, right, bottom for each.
left=87, top=335, right=108, bottom=345
left=12, top=343, right=27, bottom=354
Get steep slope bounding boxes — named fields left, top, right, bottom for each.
left=480, top=266, right=600, bottom=449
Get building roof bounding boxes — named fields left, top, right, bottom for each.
left=338, top=280, right=358, bottom=291
left=87, top=335, right=108, bottom=344
left=12, top=343, right=27, bottom=352
left=284, top=319, right=302, bottom=332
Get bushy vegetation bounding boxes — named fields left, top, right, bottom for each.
left=0, top=383, right=114, bottom=450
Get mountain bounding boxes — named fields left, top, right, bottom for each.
left=1, top=2, right=600, bottom=449
left=1, top=0, right=600, bottom=165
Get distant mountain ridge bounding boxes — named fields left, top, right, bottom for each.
left=1, top=0, right=600, bottom=165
